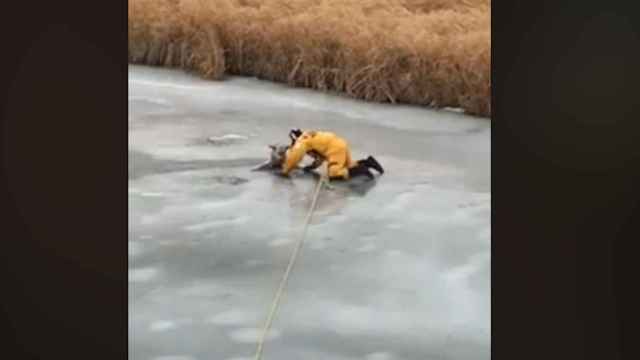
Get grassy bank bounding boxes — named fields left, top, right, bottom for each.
left=128, top=0, right=490, bottom=117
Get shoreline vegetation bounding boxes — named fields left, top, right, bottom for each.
left=128, top=0, right=490, bottom=117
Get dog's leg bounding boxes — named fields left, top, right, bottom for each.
left=252, top=160, right=275, bottom=171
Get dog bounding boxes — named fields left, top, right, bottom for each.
left=251, top=143, right=290, bottom=172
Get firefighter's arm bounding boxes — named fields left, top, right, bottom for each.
left=282, top=140, right=308, bottom=175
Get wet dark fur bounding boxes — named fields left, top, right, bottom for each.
left=251, top=144, right=289, bottom=171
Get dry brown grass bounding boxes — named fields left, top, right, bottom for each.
left=129, top=0, right=490, bottom=117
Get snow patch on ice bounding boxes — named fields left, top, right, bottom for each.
left=140, top=192, right=166, bottom=197
left=129, top=267, right=158, bottom=282
left=150, top=320, right=177, bottom=332
left=208, top=309, right=257, bottom=326
left=366, top=352, right=394, bottom=360
left=129, top=96, right=172, bottom=106
left=183, top=216, right=249, bottom=232
left=228, top=328, right=280, bottom=343
left=140, top=215, right=156, bottom=225
left=207, top=134, right=249, bottom=145
left=268, top=238, right=293, bottom=247
left=442, top=107, right=465, bottom=114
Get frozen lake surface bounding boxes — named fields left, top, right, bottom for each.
left=129, top=65, right=491, bottom=360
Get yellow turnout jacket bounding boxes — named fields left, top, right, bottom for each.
left=282, top=131, right=357, bottom=179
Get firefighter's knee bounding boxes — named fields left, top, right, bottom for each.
left=328, top=164, right=349, bottom=180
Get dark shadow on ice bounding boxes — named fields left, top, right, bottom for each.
left=303, top=171, right=378, bottom=197
left=209, top=175, right=248, bottom=185
left=256, top=167, right=378, bottom=196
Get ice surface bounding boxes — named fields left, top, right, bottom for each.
left=129, top=65, right=490, bottom=360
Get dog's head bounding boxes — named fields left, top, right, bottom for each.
left=252, top=143, right=289, bottom=171
left=268, top=143, right=289, bottom=166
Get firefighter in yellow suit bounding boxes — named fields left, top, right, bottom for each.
left=282, top=129, right=384, bottom=180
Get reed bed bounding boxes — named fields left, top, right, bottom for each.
left=129, top=0, right=491, bottom=117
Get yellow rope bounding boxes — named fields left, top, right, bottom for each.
left=253, top=175, right=327, bottom=360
